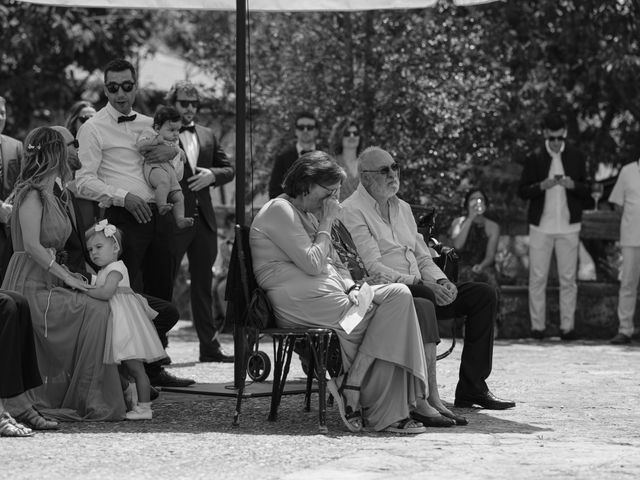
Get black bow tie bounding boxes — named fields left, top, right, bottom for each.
left=117, top=114, right=137, bottom=123
left=180, top=125, right=196, bottom=133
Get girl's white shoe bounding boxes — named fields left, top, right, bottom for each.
left=125, top=402, right=152, bottom=420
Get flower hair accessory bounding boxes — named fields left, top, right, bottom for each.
left=95, top=219, right=117, bottom=237
left=27, top=144, right=42, bottom=151
left=94, top=219, right=119, bottom=250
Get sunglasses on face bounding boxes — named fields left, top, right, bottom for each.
left=547, top=135, right=566, bottom=142
left=362, top=163, right=400, bottom=176
left=177, top=100, right=200, bottom=109
left=67, top=139, right=79, bottom=149
left=105, top=81, right=135, bottom=94
left=296, top=124, right=316, bottom=131
left=344, top=130, right=359, bottom=138
left=78, top=115, right=92, bottom=124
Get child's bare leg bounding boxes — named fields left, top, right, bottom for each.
left=148, top=169, right=173, bottom=215
left=123, top=359, right=150, bottom=403
left=168, top=191, right=194, bottom=229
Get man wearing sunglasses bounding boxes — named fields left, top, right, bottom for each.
left=343, top=147, right=515, bottom=411
left=268, top=111, right=319, bottom=198
left=76, top=59, right=194, bottom=388
left=165, top=80, right=235, bottom=363
left=0, top=96, right=22, bottom=282
left=518, top=113, right=589, bottom=341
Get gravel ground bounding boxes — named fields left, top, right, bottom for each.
left=2, top=321, right=640, bottom=480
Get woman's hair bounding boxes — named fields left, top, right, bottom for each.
left=463, top=188, right=490, bottom=211
left=282, top=151, right=346, bottom=198
left=328, top=117, right=363, bottom=156
left=14, top=127, right=70, bottom=199
left=153, top=105, right=181, bottom=130
left=65, top=100, right=94, bottom=137
left=85, top=220, right=124, bottom=259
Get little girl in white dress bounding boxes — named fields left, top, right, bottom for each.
left=85, top=220, right=167, bottom=420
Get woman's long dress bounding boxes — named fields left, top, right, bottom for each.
left=250, top=198, right=428, bottom=430
left=1, top=187, right=125, bottom=421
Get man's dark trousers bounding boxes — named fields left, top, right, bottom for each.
left=407, top=281, right=496, bottom=396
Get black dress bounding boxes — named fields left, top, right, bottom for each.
left=0, top=290, right=42, bottom=398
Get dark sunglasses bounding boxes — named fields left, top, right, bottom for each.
left=362, top=163, right=400, bottom=175
left=78, top=115, right=92, bottom=124
left=105, top=81, right=135, bottom=94
left=177, top=100, right=200, bottom=109
left=547, top=135, right=566, bottom=142
left=67, top=139, right=79, bottom=149
left=296, top=124, right=316, bottom=131
left=344, top=130, right=359, bottom=138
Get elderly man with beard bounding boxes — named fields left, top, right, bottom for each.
left=342, top=147, right=515, bottom=410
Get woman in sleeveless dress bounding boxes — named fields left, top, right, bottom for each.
left=251, top=153, right=433, bottom=434
left=1, top=127, right=125, bottom=421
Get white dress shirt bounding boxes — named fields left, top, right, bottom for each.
left=532, top=141, right=580, bottom=235
left=76, top=103, right=154, bottom=206
left=342, top=183, right=447, bottom=284
left=179, top=123, right=200, bottom=172
left=609, top=161, right=640, bottom=247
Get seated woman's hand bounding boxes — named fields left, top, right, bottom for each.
left=63, top=275, right=91, bottom=292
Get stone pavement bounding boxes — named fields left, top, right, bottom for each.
left=2, top=321, right=640, bottom=480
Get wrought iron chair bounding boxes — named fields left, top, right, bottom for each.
left=230, top=224, right=335, bottom=433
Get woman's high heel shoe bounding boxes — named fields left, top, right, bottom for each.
left=440, top=410, right=468, bottom=426
left=15, top=407, right=59, bottom=430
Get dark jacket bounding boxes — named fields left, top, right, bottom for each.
left=518, top=144, right=589, bottom=226
left=268, top=145, right=299, bottom=199
left=180, top=125, right=234, bottom=232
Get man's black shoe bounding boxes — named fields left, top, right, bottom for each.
left=560, top=330, right=579, bottom=341
left=530, top=329, right=545, bottom=340
left=454, top=391, right=516, bottom=410
left=610, top=333, right=631, bottom=345
left=159, top=355, right=172, bottom=366
left=149, top=369, right=195, bottom=387
left=200, top=347, right=234, bottom=363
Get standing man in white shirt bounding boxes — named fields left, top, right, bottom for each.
left=608, top=162, right=640, bottom=344
left=518, top=113, right=589, bottom=341
left=166, top=80, right=235, bottom=363
left=76, top=59, right=194, bottom=388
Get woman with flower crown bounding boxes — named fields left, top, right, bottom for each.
left=1, top=127, right=126, bottom=422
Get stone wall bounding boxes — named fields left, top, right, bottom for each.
left=498, top=282, right=638, bottom=339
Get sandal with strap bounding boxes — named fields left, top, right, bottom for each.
left=327, top=377, right=363, bottom=432
left=384, top=417, right=427, bottom=434
left=15, top=407, right=59, bottom=431
left=0, top=412, right=34, bottom=437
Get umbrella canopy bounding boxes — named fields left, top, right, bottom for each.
left=19, top=0, right=496, bottom=11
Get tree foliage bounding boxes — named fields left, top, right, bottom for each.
left=0, top=0, right=154, bottom=135
left=3, top=0, right=640, bottom=232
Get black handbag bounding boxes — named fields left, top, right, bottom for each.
left=246, top=287, right=275, bottom=330
left=418, top=207, right=459, bottom=283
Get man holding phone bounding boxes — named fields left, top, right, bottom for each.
left=518, top=112, right=589, bottom=340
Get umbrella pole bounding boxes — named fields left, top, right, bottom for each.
left=233, top=0, right=247, bottom=388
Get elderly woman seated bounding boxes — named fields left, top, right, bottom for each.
left=250, top=152, right=452, bottom=433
